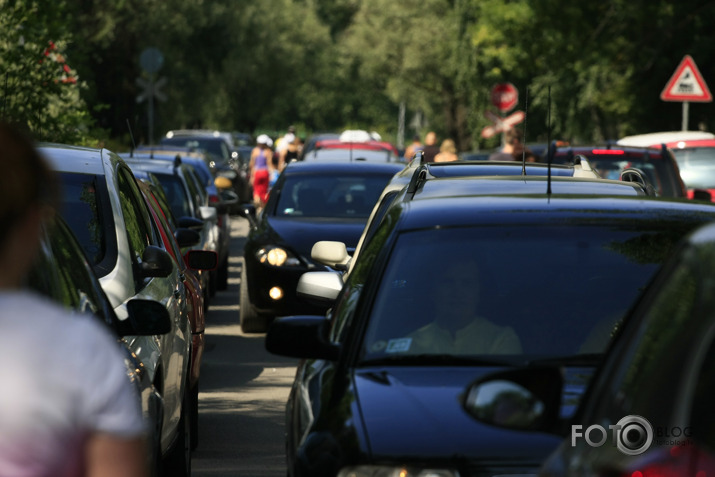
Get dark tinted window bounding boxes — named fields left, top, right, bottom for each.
left=154, top=173, right=193, bottom=218
left=57, top=172, right=116, bottom=273
left=117, top=169, right=154, bottom=286
left=27, top=219, right=113, bottom=330
left=274, top=173, right=394, bottom=218
left=361, top=224, right=682, bottom=362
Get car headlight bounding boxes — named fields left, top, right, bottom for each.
left=337, top=467, right=459, bottom=477
left=256, top=246, right=301, bottom=267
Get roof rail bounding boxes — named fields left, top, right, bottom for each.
left=405, top=164, right=430, bottom=200
left=411, top=150, right=426, bottom=166
left=571, top=155, right=599, bottom=178
left=620, top=167, right=657, bottom=196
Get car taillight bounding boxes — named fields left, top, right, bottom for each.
left=592, top=149, right=625, bottom=155
left=615, top=444, right=715, bottom=477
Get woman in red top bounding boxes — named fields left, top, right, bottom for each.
left=250, top=134, right=275, bottom=209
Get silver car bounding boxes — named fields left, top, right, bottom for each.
left=39, top=144, right=193, bottom=477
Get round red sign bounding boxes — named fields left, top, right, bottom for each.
left=491, top=83, right=518, bottom=112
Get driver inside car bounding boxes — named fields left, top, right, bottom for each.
left=406, top=260, right=522, bottom=355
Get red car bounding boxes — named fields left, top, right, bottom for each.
left=138, top=180, right=217, bottom=450
left=551, top=144, right=688, bottom=198
left=618, top=131, right=715, bottom=200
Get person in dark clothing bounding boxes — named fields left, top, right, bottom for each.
left=422, top=131, right=440, bottom=163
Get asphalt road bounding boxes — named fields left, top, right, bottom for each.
left=191, top=216, right=299, bottom=476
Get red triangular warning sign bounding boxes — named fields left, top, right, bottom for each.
left=661, top=55, right=712, bottom=102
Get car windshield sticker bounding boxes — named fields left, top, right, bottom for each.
left=386, top=338, right=412, bottom=353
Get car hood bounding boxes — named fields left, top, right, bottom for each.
left=265, top=216, right=367, bottom=256
left=353, top=366, right=590, bottom=466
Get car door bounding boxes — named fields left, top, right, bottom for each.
left=114, top=165, right=191, bottom=453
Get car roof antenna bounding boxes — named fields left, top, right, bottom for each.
left=126, top=118, right=136, bottom=158
left=546, top=86, right=552, bottom=198
left=521, top=86, right=529, bottom=176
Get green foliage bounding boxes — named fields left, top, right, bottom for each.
left=3, top=0, right=715, bottom=150
left=0, top=0, right=97, bottom=143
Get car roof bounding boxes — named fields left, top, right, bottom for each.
left=396, top=194, right=715, bottom=231
left=37, top=143, right=117, bottom=175
left=617, top=131, right=715, bottom=147
left=554, top=145, right=669, bottom=157
left=408, top=175, right=647, bottom=200
left=283, top=160, right=404, bottom=175
left=123, top=157, right=182, bottom=174
left=664, top=138, right=715, bottom=149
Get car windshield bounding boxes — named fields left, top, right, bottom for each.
left=361, top=224, right=678, bottom=364
left=671, top=147, right=715, bottom=189
left=274, top=173, right=393, bottom=218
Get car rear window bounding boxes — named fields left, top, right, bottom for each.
left=274, top=173, right=395, bottom=218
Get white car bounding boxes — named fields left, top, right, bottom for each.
left=40, top=144, right=194, bottom=477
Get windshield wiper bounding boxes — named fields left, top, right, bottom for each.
left=528, top=353, right=603, bottom=366
left=360, top=354, right=517, bottom=367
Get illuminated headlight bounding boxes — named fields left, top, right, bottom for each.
left=269, top=287, right=283, bottom=300
left=337, top=466, right=459, bottom=477
left=256, top=246, right=300, bottom=267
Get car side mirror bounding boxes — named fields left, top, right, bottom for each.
left=185, top=249, right=218, bottom=271
left=175, top=228, right=201, bottom=248
left=311, top=241, right=350, bottom=270
left=177, top=216, right=204, bottom=231
left=219, top=189, right=239, bottom=206
left=117, top=298, right=172, bottom=336
left=140, top=245, right=174, bottom=278
left=265, top=315, right=339, bottom=360
left=462, top=366, right=564, bottom=434
left=238, top=203, right=258, bottom=228
left=296, top=271, right=344, bottom=306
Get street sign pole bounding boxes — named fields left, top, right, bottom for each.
left=660, top=55, right=712, bottom=131
left=148, top=75, right=155, bottom=144
left=138, top=47, right=165, bottom=145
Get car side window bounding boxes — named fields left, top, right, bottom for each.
left=117, top=168, right=154, bottom=287
left=28, top=219, right=111, bottom=329
left=184, top=167, right=207, bottom=206
left=329, top=206, right=400, bottom=344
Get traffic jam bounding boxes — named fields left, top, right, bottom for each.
left=4, top=4, right=715, bottom=476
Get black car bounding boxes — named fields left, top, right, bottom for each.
left=551, top=144, right=688, bottom=198
left=238, top=160, right=404, bottom=333
left=265, top=167, right=715, bottom=477
left=465, top=218, right=715, bottom=476
left=160, top=131, right=251, bottom=204
left=311, top=157, right=656, bottom=283
left=28, top=215, right=171, bottom=476
left=124, top=156, right=230, bottom=298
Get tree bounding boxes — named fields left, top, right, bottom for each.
left=0, top=0, right=94, bottom=143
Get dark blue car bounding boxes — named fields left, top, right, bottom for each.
left=265, top=168, right=715, bottom=477
left=239, top=160, right=404, bottom=333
